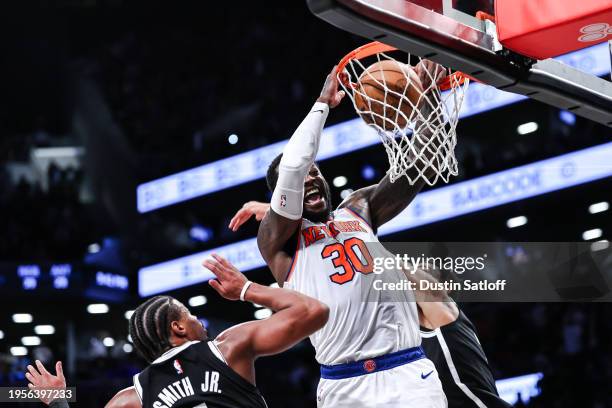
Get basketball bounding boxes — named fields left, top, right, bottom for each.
left=354, top=60, right=423, bottom=131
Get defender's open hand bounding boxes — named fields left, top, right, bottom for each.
left=229, top=201, right=270, bottom=231
left=204, top=254, right=248, bottom=301
left=25, top=360, right=66, bottom=405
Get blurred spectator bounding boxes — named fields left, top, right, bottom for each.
left=0, top=163, right=91, bottom=260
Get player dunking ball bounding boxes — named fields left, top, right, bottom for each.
left=232, top=208, right=512, bottom=408
left=255, top=64, right=448, bottom=407
left=25, top=254, right=329, bottom=408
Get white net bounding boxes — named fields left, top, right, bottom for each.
left=339, top=49, right=469, bottom=185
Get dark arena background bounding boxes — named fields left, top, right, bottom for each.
left=1, top=1, right=611, bottom=407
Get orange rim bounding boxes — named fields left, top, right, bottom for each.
left=336, top=41, right=398, bottom=75
left=337, top=41, right=474, bottom=91
left=438, top=72, right=475, bottom=90
left=475, top=10, right=495, bottom=22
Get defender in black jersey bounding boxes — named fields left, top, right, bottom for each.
left=27, top=254, right=329, bottom=408
left=133, top=340, right=267, bottom=408
left=415, top=270, right=511, bottom=408
left=420, top=306, right=511, bottom=408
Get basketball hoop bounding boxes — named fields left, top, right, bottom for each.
left=337, top=42, right=472, bottom=185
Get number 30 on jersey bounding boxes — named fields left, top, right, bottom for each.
left=321, top=237, right=373, bottom=284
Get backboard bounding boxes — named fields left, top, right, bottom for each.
left=307, top=0, right=612, bottom=127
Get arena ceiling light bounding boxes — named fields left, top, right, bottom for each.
left=87, top=304, right=109, bottom=314
left=558, top=110, right=576, bottom=126
left=506, top=216, right=528, bottom=228
left=10, top=346, right=28, bottom=356
left=588, top=201, right=609, bottom=214
left=124, top=310, right=134, bottom=320
left=228, top=134, right=239, bottom=145
left=34, top=325, right=55, bottom=335
left=582, top=228, right=603, bottom=241
left=0, top=330, right=4, bottom=340
left=21, top=336, right=41, bottom=346
left=123, top=343, right=133, bottom=353
left=254, top=309, right=272, bottom=320
left=188, top=295, right=207, bottom=307
left=590, top=240, right=609, bottom=252
left=361, top=165, right=376, bottom=180
left=517, top=122, right=538, bottom=135
left=190, top=225, right=213, bottom=243
left=340, top=189, right=354, bottom=199
left=333, top=176, right=348, bottom=187
left=12, top=313, right=33, bottom=323
left=88, top=243, right=101, bottom=253
left=103, top=337, right=115, bottom=347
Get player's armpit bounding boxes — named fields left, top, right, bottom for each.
left=338, top=177, right=425, bottom=230
left=104, top=387, right=141, bottom=408
left=336, top=185, right=375, bottom=225
left=372, top=174, right=427, bottom=229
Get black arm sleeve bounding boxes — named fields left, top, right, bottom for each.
left=49, top=399, right=69, bottom=408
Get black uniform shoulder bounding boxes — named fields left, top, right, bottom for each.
left=420, top=310, right=511, bottom=408
left=135, top=341, right=268, bottom=408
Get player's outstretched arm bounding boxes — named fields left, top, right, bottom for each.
left=258, top=67, right=345, bottom=279
left=338, top=60, right=448, bottom=230
left=203, top=254, right=329, bottom=383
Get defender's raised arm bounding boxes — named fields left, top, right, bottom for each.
left=204, top=254, right=329, bottom=383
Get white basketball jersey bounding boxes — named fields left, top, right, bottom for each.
left=283, top=207, right=421, bottom=365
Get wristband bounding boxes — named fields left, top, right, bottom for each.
left=240, top=281, right=253, bottom=302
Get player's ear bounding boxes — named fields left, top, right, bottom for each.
left=170, top=319, right=187, bottom=338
